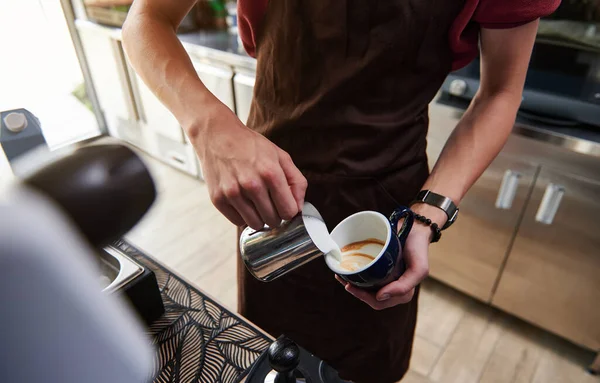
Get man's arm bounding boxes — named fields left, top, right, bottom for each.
left=343, top=20, right=540, bottom=309
left=122, top=0, right=306, bottom=230
left=418, top=20, right=539, bottom=219
left=122, top=0, right=214, bottom=131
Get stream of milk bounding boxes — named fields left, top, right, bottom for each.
left=303, top=214, right=342, bottom=262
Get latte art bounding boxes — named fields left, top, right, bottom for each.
left=338, top=238, right=385, bottom=272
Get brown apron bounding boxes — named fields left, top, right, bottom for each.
left=238, top=1, right=465, bottom=382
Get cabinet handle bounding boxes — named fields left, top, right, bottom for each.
left=535, top=183, right=565, bottom=225
left=167, top=151, right=186, bottom=168
left=495, top=170, right=521, bottom=210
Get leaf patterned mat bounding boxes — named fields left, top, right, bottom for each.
left=113, top=239, right=271, bottom=383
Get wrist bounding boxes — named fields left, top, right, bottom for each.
left=184, top=97, right=233, bottom=142
left=409, top=202, right=448, bottom=228
left=411, top=219, right=436, bottom=242
left=185, top=101, right=243, bottom=160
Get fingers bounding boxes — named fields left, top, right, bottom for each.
left=347, top=283, right=414, bottom=310
left=279, top=152, right=308, bottom=211
left=239, top=151, right=305, bottom=227
left=377, top=286, right=415, bottom=305
left=216, top=201, right=246, bottom=227
left=207, top=146, right=305, bottom=229
left=376, top=258, right=429, bottom=302
left=211, top=164, right=300, bottom=229
left=335, top=276, right=404, bottom=310
left=229, top=197, right=264, bottom=230
left=239, top=177, right=282, bottom=228
left=261, top=163, right=300, bottom=222
left=212, top=184, right=264, bottom=230
left=337, top=277, right=409, bottom=310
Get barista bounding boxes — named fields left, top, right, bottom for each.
left=122, top=1, right=560, bottom=382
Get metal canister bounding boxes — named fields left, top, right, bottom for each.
left=239, top=202, right=327, bottom=282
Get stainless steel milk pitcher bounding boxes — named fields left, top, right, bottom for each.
left=239, top=202, right=328, bottom=282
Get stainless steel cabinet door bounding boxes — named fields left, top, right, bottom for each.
left=192, top=61, right=235, bottom=111
left=428, top=153, right=539, bottom=302
left=77, top=27, right=141, bottom=144
left=233, top=72, right=255, bottom=124
left=492, top=168, right=600, bottom=351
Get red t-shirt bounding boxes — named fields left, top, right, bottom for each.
left=237, top=0, right=561, bottom=71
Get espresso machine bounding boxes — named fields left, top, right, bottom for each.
left=0, top=109, right=163, bottom=382
left=1, top=109, right=165, bottom=325
left=0, top=109, right=344, bottom=383
left=246, top=335, right=343, bottom=383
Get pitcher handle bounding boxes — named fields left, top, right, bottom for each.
left=389, top=206, right=414, bottom=247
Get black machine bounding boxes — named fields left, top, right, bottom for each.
left=439, top=1, right=600, bottom=129
left=2, top=108, right=342, bottom=382
left=1, top=110, right=164, bottom=325
left=246, top=336, right=343, bottom=383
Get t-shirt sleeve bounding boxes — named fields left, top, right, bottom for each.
left=237, top=0, right=269, bottom=57
left=474, top=0, right=562, bottom=29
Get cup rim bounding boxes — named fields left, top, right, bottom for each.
left=327, top=210, right=391, bottom=275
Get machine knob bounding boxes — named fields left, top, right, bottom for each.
left=267, top=337, right=300, bottom=383
left=448, top=79, right=468, bottom=96
left=3, top=112, right=28, bottom=133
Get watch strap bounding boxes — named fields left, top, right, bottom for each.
left=412, top=190, right=458, bottom=230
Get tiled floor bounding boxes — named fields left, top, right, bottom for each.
left=124, top=148, right=599, bottom=383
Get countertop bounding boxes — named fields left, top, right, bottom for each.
left=178, top=30, right=257, bottom=71
left=75, top=19, right=257, bottom=71
left=113, top=239, right=272, bottom=383
left=436, top=94, right=600, bottom=160
left=75, top=19, right=600, bottom=160
left=513, top=120, right=600, bottom=158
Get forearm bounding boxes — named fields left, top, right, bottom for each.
left=414, top=91, right=522, bottom=225
left=411, top=21, right=537, bottom=228
left=426, top=91, right=521, bottom=202
left=122, top=8, right=222, bottom=140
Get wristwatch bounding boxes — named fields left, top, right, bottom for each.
left=412, top=190, right=459, bottom=230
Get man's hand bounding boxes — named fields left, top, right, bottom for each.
left=337, top=204, right=445, bottom=310
left=337, top=223, right=431, bottom=310
left=193, top=104, right=307, bottom=230
left=122, top=0, right=306, bottom=230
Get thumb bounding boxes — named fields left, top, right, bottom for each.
left=279, top=152, right=307, bottom=210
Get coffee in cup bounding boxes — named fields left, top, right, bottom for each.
left=325, top=206, right=414, bottom=289
left=338, top=238, right=385, bottom=272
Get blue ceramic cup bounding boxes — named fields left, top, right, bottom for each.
left=325, top=206, right=414, bottom=290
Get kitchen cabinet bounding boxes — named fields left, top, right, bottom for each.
left=492, top=167, right=600, bottom=351
left=428, top=153, right=539, bottom=302
left=77, top=26, right=142, bottom=146
left=233, top=71, right=256, bottom=124
left=130, top=71, right=185, bottom=143
left=149, top=131, right=199, bottom=177
left=427, top=101, right=600, bottom=363
left=120, top=50, right=199, bottom=176
left=129, top=73, right=199, bottom=177
left=191, top=61, right=235, bottom=111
